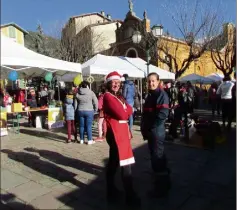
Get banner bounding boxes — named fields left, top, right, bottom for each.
left=48, top=107, right=64, bottom=129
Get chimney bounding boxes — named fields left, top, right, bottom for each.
left=107, top=14, right=111, bottom=20
left=101, top=11, right=105, bottom=16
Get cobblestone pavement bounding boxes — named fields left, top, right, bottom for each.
left=1, top=110, right=236, bottom=210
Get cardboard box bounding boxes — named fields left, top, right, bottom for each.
left=11, top=103, right=23, bottom=112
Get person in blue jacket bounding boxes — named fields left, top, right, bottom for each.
left=122, top=74, right=135, bottom=131
left=141, top=72, right=170, bottom=198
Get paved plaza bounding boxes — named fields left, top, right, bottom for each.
left=0, top=110, right=236, bottom=210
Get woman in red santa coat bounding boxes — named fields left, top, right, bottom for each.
left=103, top=71, right=140, bottom=207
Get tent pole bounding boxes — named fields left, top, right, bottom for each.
left=140, top=78, right=143, bottom=113
left=57, top=82, right=60, bottom=101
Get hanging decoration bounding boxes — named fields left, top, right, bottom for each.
left=8, top=70, right=18, bottom=81
left=73, top=74, right=83, bottom=86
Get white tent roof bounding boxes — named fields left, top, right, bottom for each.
left=124, top=57, right=175, bottom=80
left=1, top=35, right=81, bottom=81
left=178, top=73, right=214, bottom=84
left=205, top=73, right=224, bottom=82
left=82, top=54, right=145, bottom=79
left=82, top=54, right=175, bottom=80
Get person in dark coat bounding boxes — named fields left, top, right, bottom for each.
left=141, top=72, right=170, bottom=198
left=27, top=89, right=38, bottom=127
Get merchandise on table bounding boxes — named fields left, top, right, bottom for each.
left=11, top=103, right=23, bottom=112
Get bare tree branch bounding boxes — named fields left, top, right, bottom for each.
left=148, top=0, right=222, bottom=78
left=210, top=24, right=236, bottom=77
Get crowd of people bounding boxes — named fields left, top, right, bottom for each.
left=0, top=71, right=236, bottom=207
left=62, top=71, right=236, bottom=208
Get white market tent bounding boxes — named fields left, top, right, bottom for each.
left=82, top=54, right=145, bottom=79
left=205, top=73, right=224, bottom=82
left=178, top=73, right=214, bottom=84
left=1, top=35, right=81, bottom=82
left=124, top=57, right=175, bottom=80
left=82, top=54, right=175, bottom=80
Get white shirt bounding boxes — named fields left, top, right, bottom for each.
left=216, top=81, right=234, bottom=99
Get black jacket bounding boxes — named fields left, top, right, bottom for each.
left=141, top=88, right=169, bottom=139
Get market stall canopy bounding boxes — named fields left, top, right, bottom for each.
left=1, top=35, right=81, bottom=81
left=123, top=57, right=175, bottom=80
left=178, top=73, right=214, bottom=84
left=82, top=54, right=145, bottom=79
left=205, top=73, right=224, bottom=82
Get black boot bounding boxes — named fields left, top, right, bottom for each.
left=148, top=155, right=171, bottom=198
left=106, top=172, right=122, bottom=203
left=106, top=184, right=122, bottom=203
left=148, top=170, right=171, bottom=198
left=123, top=176, right=141, bottom=208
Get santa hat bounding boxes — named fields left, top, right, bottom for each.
left=105, top=71, right=122, bottom=83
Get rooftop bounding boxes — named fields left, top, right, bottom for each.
left=70, top=12, right=112, bottom=21
left=0, top=22, right=28, bottom=34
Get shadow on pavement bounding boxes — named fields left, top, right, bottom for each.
left=24, top=147, right=103, bottom=175
left=1, top=113, right=236, bottom=209
left=1, top=193, right=35, bottom=210
left=1, top=149, right=87, bottom=189
left=19, top=129, right=67, bottom=142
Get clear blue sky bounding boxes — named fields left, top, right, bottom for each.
left=1, top=0, right=236, bottom=37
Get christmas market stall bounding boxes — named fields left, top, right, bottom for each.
left=0, top=35, right=82, bottom=135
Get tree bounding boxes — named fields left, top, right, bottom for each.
left=134, top=0, right=221, bottom=79
left=25, top=24, right=62, bottom=59
left=210, top=24, right=236, bottom=77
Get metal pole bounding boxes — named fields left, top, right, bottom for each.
left=57, top=82, right=60, bottom=101
left=140, top=78, right=143, bottom=113
left=146, top=49, right=150, bottom=76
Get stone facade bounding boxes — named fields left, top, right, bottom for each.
left=62, top=12, right=121, bottom=57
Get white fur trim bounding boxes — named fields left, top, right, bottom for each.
left=120, top=157, right=135, bottom=166
left=106, top=75, right=121, bottom=82
left=118, top=120, right=128, bottom=123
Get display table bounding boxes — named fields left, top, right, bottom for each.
left=7, top=108, right=48, bottom=133
left=6, top=107, right=64, bottom=133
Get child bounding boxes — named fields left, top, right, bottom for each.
left=95, top=84, right=107, bottom=142
left=64, top=91, right=77, bottom=143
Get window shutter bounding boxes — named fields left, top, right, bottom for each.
left=9, top=26, right=16, bottom=38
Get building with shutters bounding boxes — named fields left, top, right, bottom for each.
left=0, top=22, right=28, bottom=45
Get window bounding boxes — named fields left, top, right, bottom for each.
left=9, top=26, right=16, bottom=38
left=125, top=48, right=138, bottom=58
left=124, top=27, right=134, bottom=39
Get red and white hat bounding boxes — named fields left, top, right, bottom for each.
left=105, top=71, right=122, bottom=83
